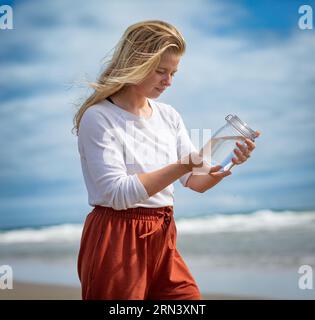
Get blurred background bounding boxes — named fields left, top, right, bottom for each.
left=1, top=0, right=315, bottom=299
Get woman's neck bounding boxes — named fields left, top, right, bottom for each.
left=110, top=86, right=150, bottom=117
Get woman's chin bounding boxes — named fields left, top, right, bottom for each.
left=148, top=92, right=161, bottom=99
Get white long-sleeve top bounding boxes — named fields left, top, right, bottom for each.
left=77, top=98, right=197, bottom=210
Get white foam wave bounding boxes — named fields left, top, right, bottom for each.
left=0, top=210, right=314, bottom=243
left=0, top=224, right=83, bottom=244
left=177, top=209, right=315, bottom=234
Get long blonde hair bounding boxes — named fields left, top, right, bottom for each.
left=72, top=20, right=186, bottom=135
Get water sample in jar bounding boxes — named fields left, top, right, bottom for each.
left=200, top=115, right=258, bottom=172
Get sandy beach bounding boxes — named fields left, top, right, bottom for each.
left=0, top=281, right=259, bottom=300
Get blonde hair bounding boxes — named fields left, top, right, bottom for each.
left=72, top=20, right=186, bottom=135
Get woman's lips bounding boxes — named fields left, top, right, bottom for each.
left=155, top=87, right=165, bottom=93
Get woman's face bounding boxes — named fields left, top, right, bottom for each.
left=137, top=52, right=181, bottom=98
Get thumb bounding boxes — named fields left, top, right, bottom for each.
left=209, top=165, right=222, bottom=173
left=210, top=169, right=232, bottom=178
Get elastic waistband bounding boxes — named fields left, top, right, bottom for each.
left=93, top=205, right=174, bottom=221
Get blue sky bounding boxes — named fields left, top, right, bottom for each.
left=1, top=0, right=315, bottom=228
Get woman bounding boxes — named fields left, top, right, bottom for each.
left=73, top=20, right=258, bottom=300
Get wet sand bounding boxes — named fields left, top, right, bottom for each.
left=0, top=281, right=261, bottom=300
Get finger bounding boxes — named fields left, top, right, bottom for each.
left=255, top=131, right=261, bottom=138
left=209, top=165, right=222, bottom=173
left=232, top=157, right=242, bottom=165
left=244, top=139, right=256, bottom=151
left=210, top=170, right=232, bottom=178
left=236, top=142, right=249, bottom=154
left=234, top=148, right=247, bottom=162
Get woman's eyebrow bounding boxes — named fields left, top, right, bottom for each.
left=158, top=67, right=178, bottom=72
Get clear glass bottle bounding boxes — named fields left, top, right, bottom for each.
left=200, top=114, right=257, bottom=172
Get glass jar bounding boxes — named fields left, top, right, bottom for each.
left=200, top=114, right=257, bottom=172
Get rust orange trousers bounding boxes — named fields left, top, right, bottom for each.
left=77, top=205, right=201, bottom=300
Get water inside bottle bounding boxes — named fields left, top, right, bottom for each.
left=200, top=135, right=246, bottom=172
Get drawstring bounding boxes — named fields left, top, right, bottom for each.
left=138, top=207, right=176, bottom=250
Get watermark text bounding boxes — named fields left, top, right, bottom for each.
left=0, top=5, right=13, bottom=30
left=298, top=5, right=313, bottom=30
left=0, top=265, right=13, bottom=289
left=298, top=265, right=313, bottom=290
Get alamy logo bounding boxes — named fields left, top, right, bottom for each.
left=298, top=5, right=313, bottom=29
left=0, top=265, right=13, bottom=290
left=0, top=4, right=13, bottom=30
left=298, top=265, right=313, bottom=290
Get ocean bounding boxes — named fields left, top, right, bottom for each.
left=1, top=209, right=315, bottom=299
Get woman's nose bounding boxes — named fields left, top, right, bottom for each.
left=162, top=74, right=172, bottom=87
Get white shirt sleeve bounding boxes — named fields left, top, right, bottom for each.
left=175, top=112, right=198, bottom=187
left=78, top=108, right=149, bottom=210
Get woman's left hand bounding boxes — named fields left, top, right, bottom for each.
left=231, top=131, right=260, bottom=165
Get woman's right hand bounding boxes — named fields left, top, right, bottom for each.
left=185, top=161, right=232, bottom=192
left=178, top=152, right=232, bottom=177
left=177, top=152, right=205, bottom=172
left=208, top=165, right=232, bottom=178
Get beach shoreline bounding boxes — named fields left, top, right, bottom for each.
left=0, top=281, right=262, bottom=300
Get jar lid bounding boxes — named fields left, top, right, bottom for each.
left=225, top=114, right=257, bottom=140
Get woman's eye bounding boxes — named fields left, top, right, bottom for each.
left=156, top=70, right=175, bottom=77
